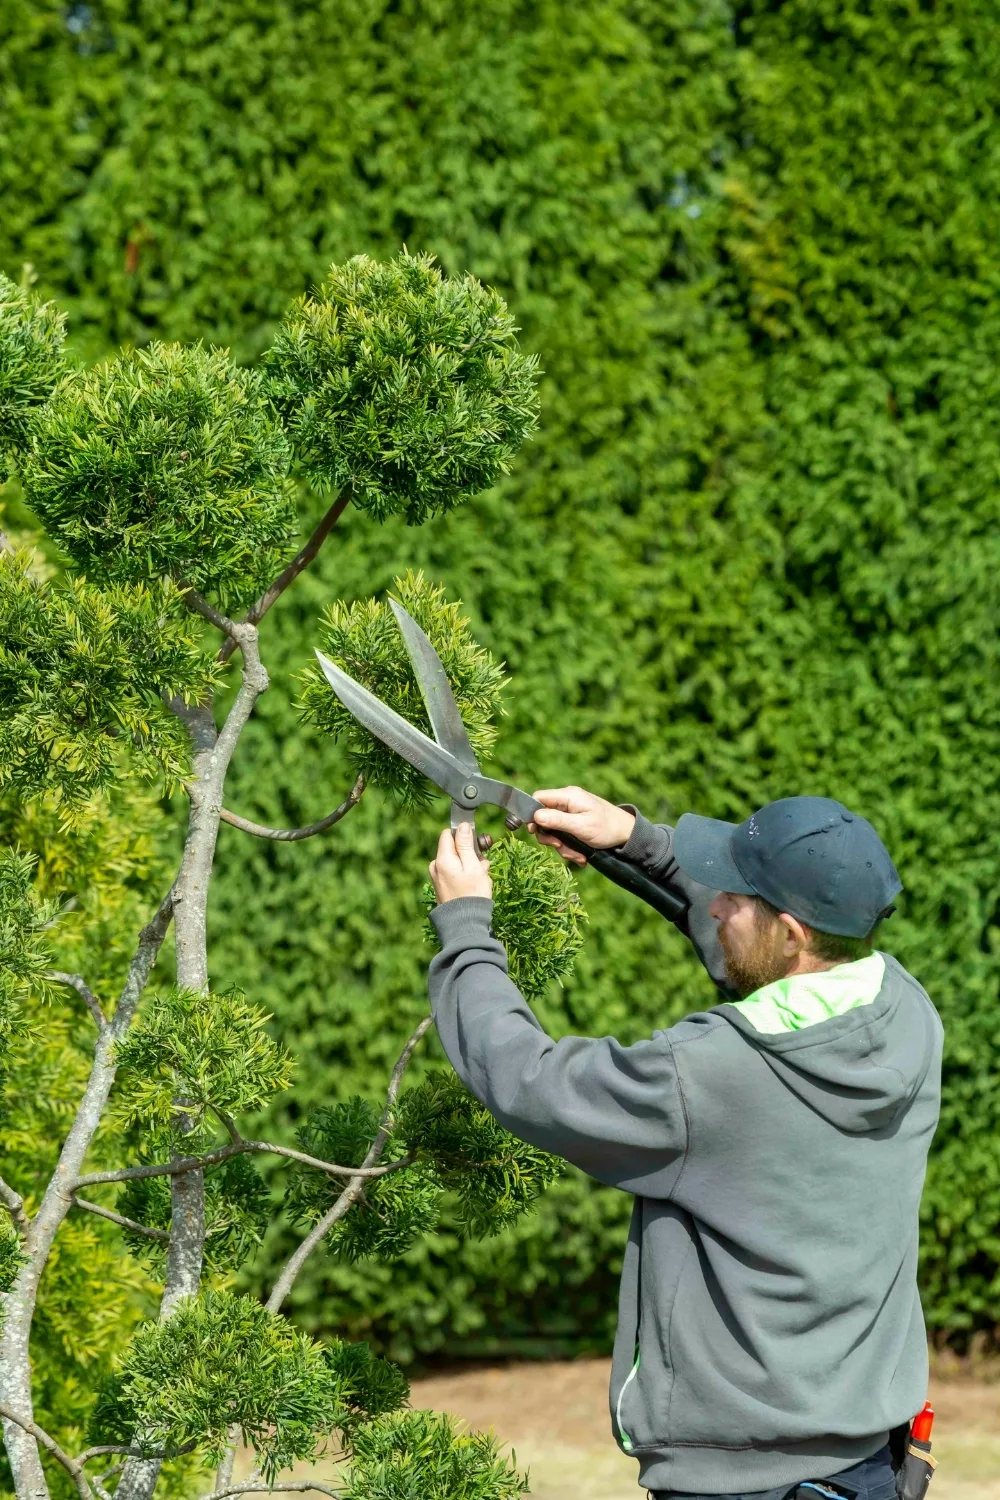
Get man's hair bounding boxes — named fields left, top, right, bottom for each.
left=750, top=894, right=877, bottom=964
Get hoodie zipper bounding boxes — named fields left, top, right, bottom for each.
left=615, top=1349, right=640, bottom=1452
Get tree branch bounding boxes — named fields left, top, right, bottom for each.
left=76, top=1443, right=198, bottom=1466
left=72, top=1137, right=410, bottom=1193
left=178, top=584, right=241, bottom=639
left=47, top=972, right=107, bottom=1030
left=219, top=776, right=365, bottom=842
left=266, top=1015, right=434, bottom=1314
left=218, top=490, right=351, bottom=665
left=0, top=1176, right=30, bottom=1238
left=71, top=1196, right=169, bottom=1243
left=206, top=1485, right=342, bottom=1500
left=0, top=1403, right=92, bottom=1500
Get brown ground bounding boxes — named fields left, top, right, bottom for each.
left=408, top=1359, right=1000, bottom=1500
left=249, top=1357, right=1000, bottom=1499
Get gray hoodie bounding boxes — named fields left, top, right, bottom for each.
left=427, top=812, right=943, bottom=1495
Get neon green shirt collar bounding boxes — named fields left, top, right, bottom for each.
left=731, top=953, right=885, bottom=1035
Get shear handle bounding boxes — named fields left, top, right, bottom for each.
left=556, top=833, right=689, bottom=923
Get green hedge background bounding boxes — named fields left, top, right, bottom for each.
left=4, top=0, right=1000, bottom=1357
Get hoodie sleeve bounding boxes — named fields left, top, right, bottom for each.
left=616, top=808, right=734, bottom=997
left=427, top=897, right=688, bottom=1198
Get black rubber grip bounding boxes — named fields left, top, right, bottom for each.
left=554, top=830, right=689, bottom=923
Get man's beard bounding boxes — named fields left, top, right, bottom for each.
left=718, top=917, right=791, bottom=999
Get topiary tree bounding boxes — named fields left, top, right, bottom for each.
left=0, top=254, right=583, bottom=1500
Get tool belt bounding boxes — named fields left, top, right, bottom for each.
left=889, top=1423, right=936, bottom=1500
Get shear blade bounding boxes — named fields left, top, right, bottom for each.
left=388, top=598, right=481, bottom=774
left=313, top=650, right=477, bottom=806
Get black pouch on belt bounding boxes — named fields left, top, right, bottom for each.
left=895, top=1437, right=936, bottom=1500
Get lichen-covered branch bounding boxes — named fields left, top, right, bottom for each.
left=117, top=621, right=270, bottom=1500
left=46, top=972, right=107, bottom=1030
left=266, top=1016, right=433, bottom=1315
left=0, top=1177, right=30, bottom=1239
left=219, top=775, right=365, bottom=842
left=0, top=1403, right=92, bottom=1500
left=70, top=1198, right=169, bottom=1244
left=73, top=1140, right=408, bottom=1192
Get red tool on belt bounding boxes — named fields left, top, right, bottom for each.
left=897, top=1402, right=936, bottom=1500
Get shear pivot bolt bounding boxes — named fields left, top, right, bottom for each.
left=463, top=784, right=478, bottom=800
left=505, top=814, right=523, bottom=831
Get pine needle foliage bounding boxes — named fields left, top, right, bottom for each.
left=89, top=1290, right=357, bottom=1479
left=286, top=1076, right=561, bottom=1256
left=0, top=848, right=55, bottom=1109
left=113, top=985, right=293, bottom=1133
left=262, top=251, right=540, bottom=522
left=424, top=836, right=587, bottom=1004
left=323, top=1339, right=410, bottom=1439
left=400, top=1073, right=563, bottom=1240
left=0, top=847, right=54, bottom=1018
left=0, top=1223, right=27, bottom=1296
left=487, top=839, right=588, bottom=1003
left=117, top=1156, right=272, bottom=1276
left=284, top=1098, right=440, bottom=1264
left=299, top=571, right=506, bottom=806
left=21, top=341, right=296, bottom=608
left=0, top=272, right=66, bottom=480
left=341, top=1409, right=527, bottom=1500
left=0, top=553, right=217, bottom=805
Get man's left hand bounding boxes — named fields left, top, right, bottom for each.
left=429, top=822, right=493, bottom=905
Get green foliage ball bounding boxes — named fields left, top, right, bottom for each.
left=299, top=571, right=506, bottom=806
left=342, top=1409, right=527, bottom=1500
left=0, top=554, right=217, bottom=806
left=117, top=1155, right=272, bottom=1276
left=90, top=1289, right=343, bottom=1479
left=113, top=983, right=293, bottom=1133
left=21, top=341, right=295, bottom=609
left=263, top=250, right=540, bottom=522
left=284, top=1097, right=441, bottom=1263
left=400, top=1072, right=563, bottom=1239
left=0, top=273, right=66, bottom=479
left=424, top=835, right=587, bottom=1004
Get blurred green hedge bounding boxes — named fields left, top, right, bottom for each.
left=4, top=0, right=1000, bottom=1353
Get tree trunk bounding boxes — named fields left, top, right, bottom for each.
left=117, top=630, right=267, bottom=1500
left=0, top=893, right=175, bottom=1500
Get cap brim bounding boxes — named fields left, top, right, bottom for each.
left=673, top=813, right=756, bottom=895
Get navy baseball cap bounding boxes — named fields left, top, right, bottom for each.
left=673, top=796, right=902, bottom=938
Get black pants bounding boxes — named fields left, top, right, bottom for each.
left=652, top=1443, right=897, bottom=1500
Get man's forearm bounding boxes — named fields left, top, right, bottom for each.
left=616, top=809, right=733, bottom=995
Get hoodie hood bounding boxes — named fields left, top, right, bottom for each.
left=719, top=953, right=939, bottom=1132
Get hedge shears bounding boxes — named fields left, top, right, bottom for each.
left=315, top=601, right=687, bottom=923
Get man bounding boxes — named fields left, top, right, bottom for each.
left=427, top=788, right=942, bottom=1500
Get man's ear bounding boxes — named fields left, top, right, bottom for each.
left=777, top=912, right=810, bottom=956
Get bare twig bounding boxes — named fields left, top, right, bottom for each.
left=206, top=1485, right=343, bottom=1500
left=76, top=1443, right=198, bottom=1466
left=0, top=1402, right=92, bottom=1500
left=266, top=1016, right=434, bottom=1314
left=72, top=1138, right=410, bottom=1192
left=47, top=972, right=107, bottom=1030
left=0, top=1176, right=30, bottom=1238
left=71, top=1196, right=170, bottom=1243
left=218, top=490, right=351, bottom=665
left=219, top=775, right=366, bottom=842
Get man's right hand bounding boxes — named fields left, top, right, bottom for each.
left=529, top=787, right=636, bottom=866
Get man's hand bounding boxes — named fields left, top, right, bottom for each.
left=429, top=821, right=493, bottom=905
left=529, top=786, right=636, bottom=866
